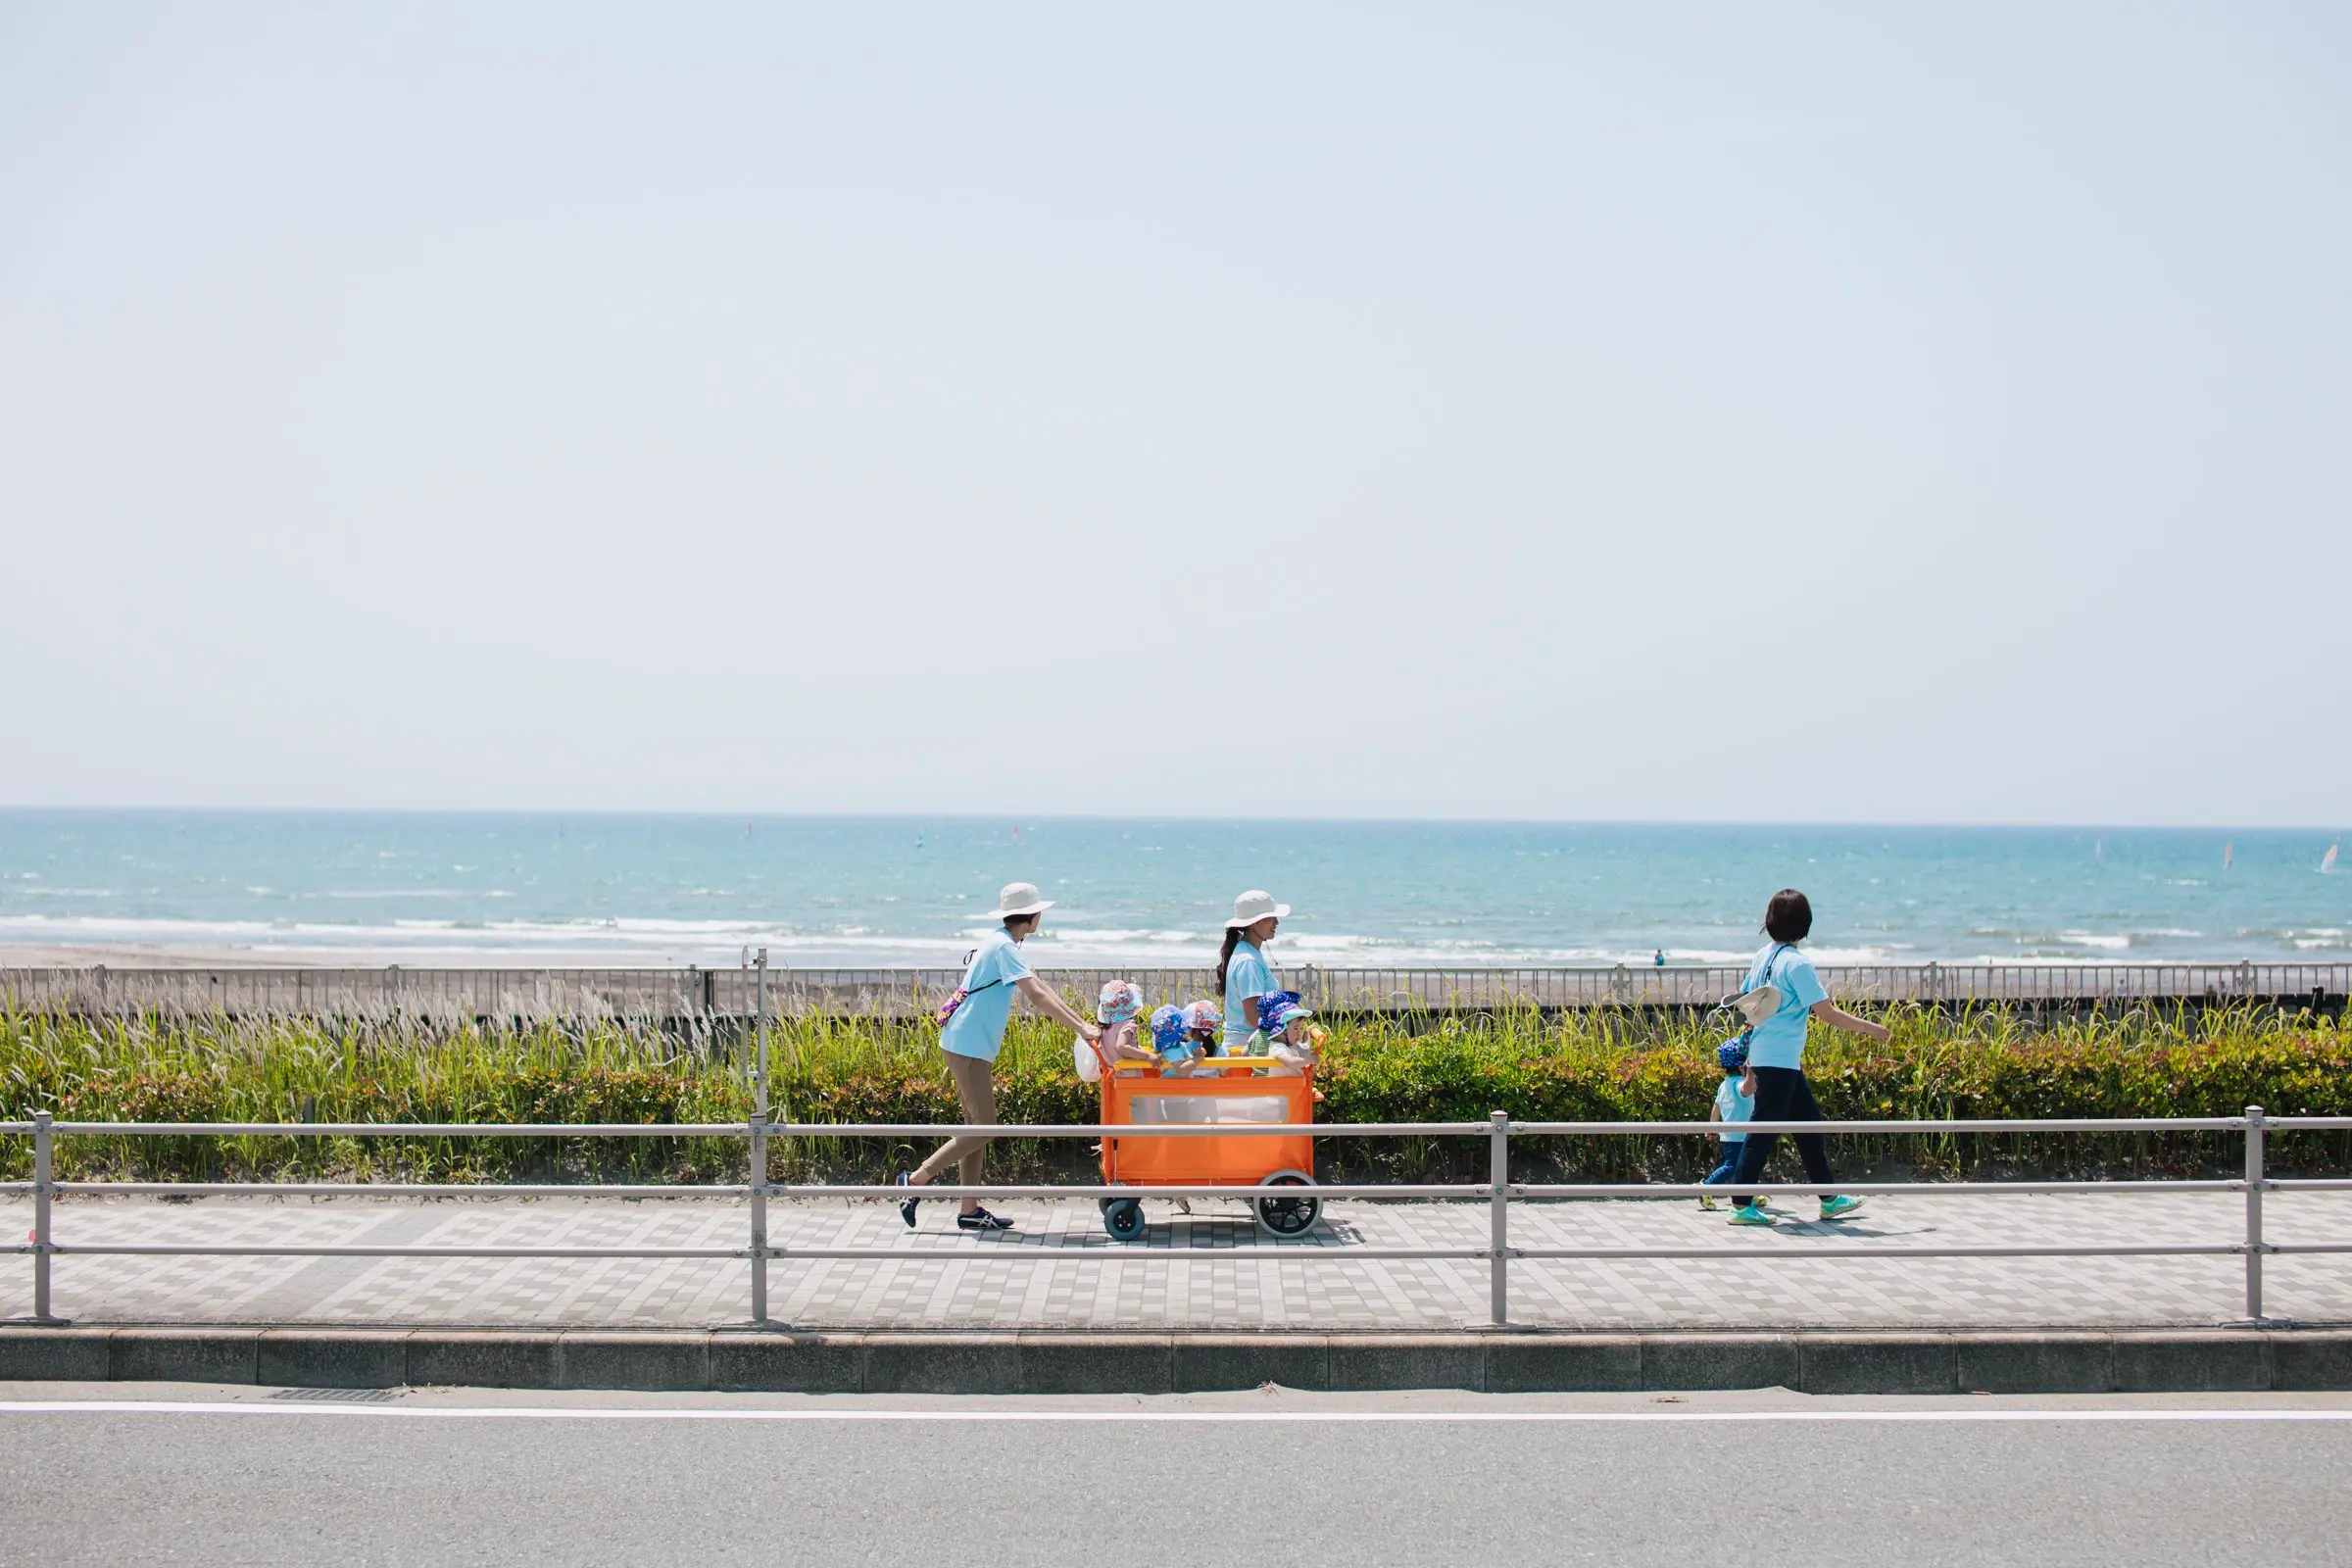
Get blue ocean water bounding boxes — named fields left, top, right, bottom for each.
left=0, top=810, right=2343, bottom=967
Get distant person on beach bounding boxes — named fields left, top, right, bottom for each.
left=899, top=883, right=1101, bottom=1232
left=1724, top=888, right=1890, bottom=1227
left=1217, top=891, right=1289, bottom=1054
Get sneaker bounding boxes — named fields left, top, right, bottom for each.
left=895, top=1170, right=918, bottom=1229
left=1697, top=1194, right=1720, bottom=1211
left=956, top=1206, right=1015, bottom=1232
left=1817, top=1195, right=1867, bottom=1221
left=1728, top=1201, right=1776, bottom=1226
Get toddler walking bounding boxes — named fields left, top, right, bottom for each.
left=1697, top=1040, right=1755, bottom=1211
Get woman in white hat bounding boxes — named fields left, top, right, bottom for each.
left=898, top=882, right=1101, bottom=1232
left=1215, top=889, right=1291, bottom=1054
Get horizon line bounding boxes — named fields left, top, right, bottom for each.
left=0, top=806, right=2342, bottom=835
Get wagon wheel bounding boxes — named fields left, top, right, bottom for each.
left=1254, top=1170, right=1321, bottom=1239
left=1103, top=1198, right=1147, bottom=1243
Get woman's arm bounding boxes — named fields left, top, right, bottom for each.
left=1234, top=994, right=1264, bottom=1038
left=1019, top=975, right=1101, bottom=1039
left=1809, top=1000, right=1891, bottom=1044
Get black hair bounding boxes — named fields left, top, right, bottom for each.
left=1004, top=912, right=1040, bottom=938
left=1763, top=888, right=1813, bottom=944
left=1214, top=926, right=1243, bottom=996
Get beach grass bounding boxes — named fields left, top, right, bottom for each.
left=1, top=1000, right=2345, bottom=1186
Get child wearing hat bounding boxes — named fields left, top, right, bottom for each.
left=1251, top=991, right=1324, bottom=1077
left=1182, top=1000, right=1224, bottom=1056
left=1698, top=1039, right=1756, bottom=1211
left=1075, top=979, right=1157, bottom=1081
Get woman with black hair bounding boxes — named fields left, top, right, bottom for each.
left=1724, top=888, right=1890, bottom=1227
left=1215, top=890, right=1289, bottom=1055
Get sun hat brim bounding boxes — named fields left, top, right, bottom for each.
left=1224, top=904, right=1292, bottom=928
left=987, top=899, right=1054, bottom=920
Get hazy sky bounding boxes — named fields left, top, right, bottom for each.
left=4, top=5, right=2346, bottom=825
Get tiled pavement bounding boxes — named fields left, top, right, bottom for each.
left=5, top=1191, right=2349, bottom=1332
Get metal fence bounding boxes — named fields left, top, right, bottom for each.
left=5, top=960, right=2348, bottom=1019
left=7, top=1106, right=2348, bottom=1331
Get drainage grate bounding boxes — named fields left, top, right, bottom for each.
left=268, top=1387, right=405, bottom=1403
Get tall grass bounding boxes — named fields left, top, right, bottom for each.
left=2, top=1001, right=2345, bottom=1186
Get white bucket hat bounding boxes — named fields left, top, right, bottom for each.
left=1225, top=889, right=1291, bottom=929
left=980, top=881, right=1054, bottom=921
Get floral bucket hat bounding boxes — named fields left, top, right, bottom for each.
left=1150, top=1004, right=1187, bottom=1054
left=1182, top=1000, right=1222, bottom=1037
left=1097, top=980, right=1144, bottom=1026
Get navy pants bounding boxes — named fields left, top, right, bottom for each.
left=1704, top=1142, right=1743, bottom=1186
left=1729, top=1065, right=1836, bottom=1206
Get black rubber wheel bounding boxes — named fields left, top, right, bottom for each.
left=1254, top=1170, right=1321, bottom=1239
left=1104, top=1198, right=1146, bottom=1243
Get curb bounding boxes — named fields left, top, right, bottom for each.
left=2, top=1326, right=2348, bottom=1395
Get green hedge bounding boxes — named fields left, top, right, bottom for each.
left=2, top=1003, right=2345, bottom=1185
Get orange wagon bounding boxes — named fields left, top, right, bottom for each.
left=1094, top=1052, right=1322, bottom=1242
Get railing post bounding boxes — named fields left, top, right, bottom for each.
left=2244, top=1103, right=2266, bottom=1324
left=749, top=1110, right=769, bottom=1328
left=748, top=950, right=766, bottom=1335
left=1489, top=1110, right=1509, bottom=1328
left=31, top=1110, right=57, bottom=1324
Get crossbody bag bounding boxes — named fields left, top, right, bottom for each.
left=933, top=948, right=1010, bottom=1028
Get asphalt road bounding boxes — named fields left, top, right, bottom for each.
left=5, top=1387, right=2350, bottom=1566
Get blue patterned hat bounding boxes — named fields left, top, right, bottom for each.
left=1150, top=1004, right=1187, bottom=1054
left=1255, top=990, right=1312, bottom=1032
left=1717, top=1039, right=1749, bottom=1072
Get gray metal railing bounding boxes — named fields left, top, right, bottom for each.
left=4, top=960, right=2346, bottom=1020
left=7, top=1106, right=2347, bottom=1331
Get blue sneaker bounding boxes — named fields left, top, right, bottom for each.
left=1728, top=1202, right=1776, bottom=1226
left=1817, top=1195, right=1866, bottom=1221
left=895, top=1170, right=919, bottom=1229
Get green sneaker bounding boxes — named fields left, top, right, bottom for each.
left=1728, top=1201, right=1776, bottom=1226
left=1817, top=1195, right=1866, bottom=1221
left=1697, top=1194, right=1719, bottom=1211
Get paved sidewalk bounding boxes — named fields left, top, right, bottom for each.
left=6, top=1192, right=2349, bottom=1333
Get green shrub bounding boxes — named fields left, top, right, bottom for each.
left=1, top=1000, right=2343, bottom=1186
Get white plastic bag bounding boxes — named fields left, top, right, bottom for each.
left=1073, top=1031, right=1102, bottom=1082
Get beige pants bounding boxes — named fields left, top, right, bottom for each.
left=913, top=1050, right=997, bottom=1193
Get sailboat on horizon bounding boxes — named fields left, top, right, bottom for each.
left=2326, top=842, right=2341, bottom=875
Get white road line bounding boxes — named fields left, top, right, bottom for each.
left=2, top=1400, right=2350, bottom=1425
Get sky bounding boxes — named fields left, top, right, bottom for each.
left=2, top=4, right=2347, bottom=826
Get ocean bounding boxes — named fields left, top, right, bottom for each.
left=0, top=810, right=2344, bottom=968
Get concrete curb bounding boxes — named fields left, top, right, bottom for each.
left=4, top=1326, right=2350, bottom=1396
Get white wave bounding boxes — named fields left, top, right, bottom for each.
left=2057, top=931, right=2132, bottom=951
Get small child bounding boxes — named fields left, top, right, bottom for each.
left=1149, top=1004, right=1200, bottom=1066
left=1252, top=991, right=1324, bottom=1076
left=1182, top=1000, right=1223, bottom=1056
left=1698, top=1039, right=1755, bottom=1210
left=1075, top=980, right=1155, bottom=1081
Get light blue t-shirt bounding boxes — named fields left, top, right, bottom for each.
left=1743, top=942, right=1827, bottom=1071
left=1222, top=940, right=1277, bottom=1052
left=939, top=930, right=1033, bottom=1063
left=1714, top=1075, right=1754, bottom=1142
